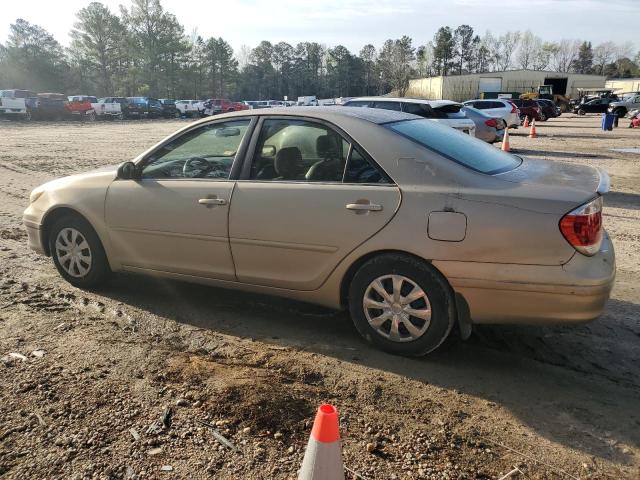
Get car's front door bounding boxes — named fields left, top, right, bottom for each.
left=228, top=117, right=401, bottom=290
left=105, top=118, right=253, bottom=280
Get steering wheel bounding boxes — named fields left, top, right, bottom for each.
left=182, top=157, right=212, bottom=178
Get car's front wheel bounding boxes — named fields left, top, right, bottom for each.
left=49, top=215, right=110, bottom=288
left=348, top=254, right=455, bottom=356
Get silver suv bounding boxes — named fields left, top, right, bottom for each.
left=608, top=93, right=640, bottom=118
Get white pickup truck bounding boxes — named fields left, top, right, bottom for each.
left=92, top=100, right=122, bottom=119
left=0, top=97, right=29, bottom=119
left=176, top=100, right=203, bottom=117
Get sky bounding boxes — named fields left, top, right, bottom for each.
left=0, top=0, right=638, bottom=53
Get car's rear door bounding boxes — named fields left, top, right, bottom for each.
left=105, top=118, right=255, bottom=279
left=228, top=116, right=401, bottom=290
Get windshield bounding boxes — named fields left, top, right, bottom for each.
left=386, top=119, right=521, bottom=175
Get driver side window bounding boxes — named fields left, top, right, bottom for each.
left=141, top=120, right=250, bottom=180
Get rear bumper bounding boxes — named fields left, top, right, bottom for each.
left=438, top=232, right=616, bottom=325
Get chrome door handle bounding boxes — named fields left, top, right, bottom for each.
left=346, top=203, right=382, bottom=212
left=198, top=198, right=227, bottom=206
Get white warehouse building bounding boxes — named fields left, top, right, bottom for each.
left=605, top=78, right=640, bottom=93
left=405, top=69, right=606, bottom=102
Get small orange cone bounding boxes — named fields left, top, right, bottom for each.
left=298, top=404, right=344, bottom=480
left=501, top=127, right=511, bottom=152
left=529, top=118, right=538, bottom=138
left=522, top=116, right=530, bottom=128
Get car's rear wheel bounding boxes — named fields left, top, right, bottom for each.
left=539, top=112, right=547, bottom=121
left=49, top=215, right=110, bottom=288
left=348, top=254, right=455, bottom=356
left=577, top=108, right=586, bottom=115
left=614, top=108, right=627, bottom=118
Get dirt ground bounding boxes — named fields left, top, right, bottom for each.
left=0, top=114, right=639, bottom=480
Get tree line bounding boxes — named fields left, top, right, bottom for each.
left=1, top=0, right=638, bottom=101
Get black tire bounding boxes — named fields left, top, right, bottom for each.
left=614, top=108, right=627, bottom=118
left=577, top=109, right=585, bottom=116
left=348, top=253, right=455, bottom=356
left=48, top=215, right=110, bottom=288
left=539, top=113, right=547, bottom=121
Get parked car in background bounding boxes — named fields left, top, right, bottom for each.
left=203, top=98, right=249, bottom=116
left=158, top=99, right=180, bottom=118
left=510, top=98, right=543, bottom=123
left=343, top=97, right=476, bottom=136
left=534, top=99, right=559, bottom=120
left=175, top=100, right=203, bottom=117
left=461, top=106, right=505, bottom=144
left=23, top=107, right=614, bottom=357
left=0, top=94, right=29, bottom=120
left=462, top=99, right=520, bottom=128
left=0, top=89, right=37, bottom=120
left=92, top=100, right=122, bottom=119
left=573, top=97, right=616, bottom=115
left=66, top=96, right=98, bottom=121
left=126, top=97, right=163, bottom=118
left=608, top=93, right=640, bottom=118
left=33, top=93, right=68, bottom=120
left=297, top=96, right=319, bottom=106
left=100, top=97, right=130, bottom=117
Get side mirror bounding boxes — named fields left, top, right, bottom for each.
left=117, top=161, right=139, bottom=180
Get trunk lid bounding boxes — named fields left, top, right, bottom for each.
left=478, top=157, right=610, bottom=216
left=496, top=156, right=607, bottom=198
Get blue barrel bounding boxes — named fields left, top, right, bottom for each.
left=602, top=113, right=615, bottom=131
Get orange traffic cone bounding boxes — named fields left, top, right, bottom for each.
left=522, top=116, right=530, bottom=128
left=529, top=118, right=538, bottom=138
left=501, top=127, right=511, bottom=152
left=298, top=404, right=344, bottom=480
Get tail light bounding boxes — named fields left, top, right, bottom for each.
left=484, top=118, right=498, bottom=128
left=559, top=196, right=603, bottom=256
left=509, top=102, right=517, bottom=113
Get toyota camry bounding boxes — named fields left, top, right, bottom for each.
left=23, top=107, right=615, bottom=356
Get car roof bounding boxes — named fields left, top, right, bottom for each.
left=191, top=106, right=419, bottom=125
left=347, top=97, right=462, bottom=107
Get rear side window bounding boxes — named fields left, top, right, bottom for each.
left=486, top=101, right=505, bottom=108
left=372, top=101, right=401, bottom=111
left=386, top=119, right=521, bottom=175
left=401, top=102, right=436, bottom=118
left=432, top=103, right=466, bottom=119
left=344, top=101, right=371, bottom=108
left=344, top=147, right=391, bottom=184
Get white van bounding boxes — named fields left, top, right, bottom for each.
left=343, top=97, right=476, bottom=136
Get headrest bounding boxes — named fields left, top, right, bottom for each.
left=274, top=147, right=303, bottom=179
left=316, top=135, right=339, bottom=158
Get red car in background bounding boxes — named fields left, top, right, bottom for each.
left=65, top=95, right=98, bottom=121
left=203, top=98, right=249, bottom=116
left=511, top=98, right=543, bottom=123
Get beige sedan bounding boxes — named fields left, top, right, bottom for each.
left=23, top=107, right=615, bottom=356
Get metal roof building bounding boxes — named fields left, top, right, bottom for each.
left=406, top=70, right=606, bottom=102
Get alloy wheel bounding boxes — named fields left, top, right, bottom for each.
left=363, top=274, right=432, bottom=342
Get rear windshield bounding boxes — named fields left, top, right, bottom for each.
left=386, top=119, right=521, bottom=174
